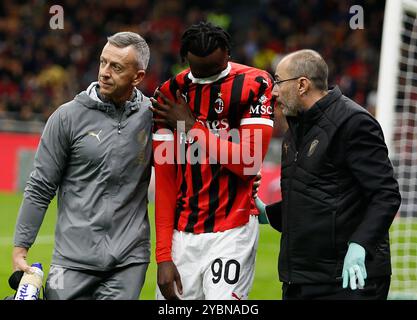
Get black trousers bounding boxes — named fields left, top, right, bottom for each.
left=282, top=276, right=391, bottom=300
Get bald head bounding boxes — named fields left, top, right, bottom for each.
left=281, top=49, right=328, bottom=91
left=273, top=49, right=330, bottom=115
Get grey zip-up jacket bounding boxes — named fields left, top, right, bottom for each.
left=14, top=82, right=153, bottom=271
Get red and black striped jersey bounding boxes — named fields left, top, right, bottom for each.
left=153, top=62, right=274, bottom=262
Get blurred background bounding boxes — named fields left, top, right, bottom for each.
left=0, top=0, right=398, bottom=300
left=0, top=0, right=382, bottom=131
left=0, top=0, right=385, bottom=198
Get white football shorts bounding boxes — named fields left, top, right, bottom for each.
left=156, top=215, right=259, bottom=300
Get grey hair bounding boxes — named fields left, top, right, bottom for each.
left=107, top=31, right=150, bottom=70
left=286, top=49, right=328, bottom=91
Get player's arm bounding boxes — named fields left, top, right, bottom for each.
left=153, top=136, right=176, bottom=263
left=153, top=136, right=183, bottom=299
left=152, top=84, right=183, bottom=299
left=190, top=122, right=272, bottom=180
left=193, top=74, right=274, bottom=179
left=13, top=108, right=70, bottom=272
left=342, top=113, right=401, bottom=258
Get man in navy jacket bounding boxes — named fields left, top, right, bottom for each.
left=255, top=49, right=401, bottom=300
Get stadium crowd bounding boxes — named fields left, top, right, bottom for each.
left=0, top=0, right=384, bottom=137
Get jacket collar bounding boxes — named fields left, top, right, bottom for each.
left=285, top=86, right=342, bottom=136
left=309, top=86, right=342, bottom=114
left=292, top=86, right=342, bottom=124
left=75, top=82, right=143, bottom=117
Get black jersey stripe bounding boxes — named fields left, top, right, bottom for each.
left=227, top=73, right=245, bottom=129
left=193, top=85, right=203, bottom=117
left=205, top=163, right=220, bottom=232
left=204, top=79, right=225, bottom=232
left=175, top=75, right=192, bottom=230
left=255, top=75, right=268, bottom=94
left=185, top=155, right=203, bottom=232
left=224, top=74, right=245, bottom=217
left=184, top=85, right=203, bottom=232
left=168, top=76, right=180, bottom=100
left=183, top=72, right=193, bottom=87
left=250, top=76, right=269, bottom=118
left=225, top=170, right=238, bottom=217
left=175, top=161, right=187, bottom=229
left=181, top=72, right=193, bottom=103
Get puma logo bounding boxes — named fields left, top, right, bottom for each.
left=88, top=130, right=102, bottom=143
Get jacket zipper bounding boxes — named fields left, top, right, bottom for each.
left=332, top=210, right=336, bottom=250
left=287, top=153, right=297, bottom=284
left=117, top=108, right=124, bottom=134
left=286, top=117, right=303, bottom=284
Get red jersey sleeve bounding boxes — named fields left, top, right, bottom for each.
left=153, top=81, right=177, bottom=263
left=240, top=73, right=275, bottom=127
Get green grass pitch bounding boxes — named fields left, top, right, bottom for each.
left=0, top=192, right=282, bottom=300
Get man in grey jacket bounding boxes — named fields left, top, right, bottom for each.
left=12, top=32, right=153, bottom=300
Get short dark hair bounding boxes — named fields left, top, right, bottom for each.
left=180, top=21, right=231, bottom=61
left=107, top=31, right=150, bottom=70
left=287, top=49, right=328, bottom=91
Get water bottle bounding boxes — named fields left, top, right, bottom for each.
left=15, top=263, right=43, bottom=300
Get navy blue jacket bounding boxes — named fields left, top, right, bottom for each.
left=266, top=86, right=401, bottom=284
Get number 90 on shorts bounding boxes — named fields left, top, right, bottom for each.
left=156, top=215, right=259, bottom=300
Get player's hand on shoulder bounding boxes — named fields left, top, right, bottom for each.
left=150, top=89, right=196, bottom=133
left=157, top=261, right=183, bottom=300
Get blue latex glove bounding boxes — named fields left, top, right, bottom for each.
left=342, top=242, right=367, bottom=290
left=255, top=197, right=269, bottom=224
